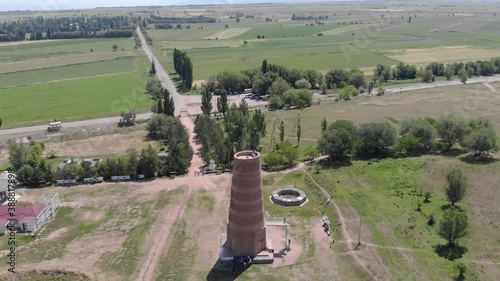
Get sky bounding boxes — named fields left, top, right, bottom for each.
left=0, top=0, right=333, bottom=12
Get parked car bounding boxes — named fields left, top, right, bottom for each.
left=261, top=95, right=271, bottom=101
left=243, top=93, right=253, bottom=98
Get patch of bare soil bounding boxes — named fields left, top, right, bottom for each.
left=64, top=231, right=127, bottom=270
left=46, top=227, right=69, bottom=241
left=310, top=220, right=341, bottom=279
left=45, top=130, right=155, bottom=158
left=78, top=210, right=106, bottom=222
left=192, top=80, right=205, bottom=88
left=0, top=268, right=92, bottom=281
left=191, top=183, right=231, bottom=273
left=0, top=149, right=8, bottom=167
left=269, top=225, right=303, bottom=268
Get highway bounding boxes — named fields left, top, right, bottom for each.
left=135, top=26, right=186, bottom=115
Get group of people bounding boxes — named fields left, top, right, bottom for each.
left=231, top=256, right=253, bottom=275
left=322, top=222, right=330, bottom=233
left=194, top=169, right=205, bottom=176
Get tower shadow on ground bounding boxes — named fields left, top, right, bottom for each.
left=206, top=261, right=252, bottom=281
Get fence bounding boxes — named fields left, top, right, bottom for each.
left=57, top=175, right=144, bottom=186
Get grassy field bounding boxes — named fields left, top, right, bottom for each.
left=234, top=25, right=339, bottom=39
left=0, top=38, right=135, bottom=63
left=310, top=155, right=500, bottom=280
left=0, top=72, right=150, bottom=128
left=0, top=51, right=135, bottom=74
left=383, top=45, right=500, bottom=66
left=0, top=57, right=137, bottom=88
left=0, top=36, right=151, bottom=128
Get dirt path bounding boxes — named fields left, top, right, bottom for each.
left=429, top=21, right=464, bottom=32
left=136, top=117, right=204, bottom=281
left=136, top=187, right=193, bottom=281
left=2, top=72, right=131, bottom=89
left=305, top=172, right=382, bottom=280
left=483, top=82, right=500, bottom=95
left=179, top=116, right=205, bottom=176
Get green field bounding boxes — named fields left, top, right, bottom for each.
left=0, top=72, right=150, bottom=128
left=0, top=36, right=151, bottom=128
left=234, top=25, right=338, bottom=39
left=0, top=38, right=135, bottom=63
left=187, top=44, right=399, bottom=79
left=150, top=9, right=500, bottom=81
left=0, top=57, right=137, bottom=88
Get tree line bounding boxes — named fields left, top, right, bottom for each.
left=318, top=115, right=498, bottom=162
left=173, top=48, right=193, bottom=91
left=207, top=60, right=369, bottom=106
left=291, top=14, right=329, bottom=21
left=150, top=15, right=216, bottom=24
left=144, top=77, right=175, bottom=117
left=0, top=15, right=139, bottom=42
left=201, top=58, right=499, bottom=108
left=194, top=99, right=267, bottom=168
left=372, top=58, right=500, bottom=85
left=48, top=30, right=133, bottom=40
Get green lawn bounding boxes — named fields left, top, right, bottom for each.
left=0, top=57, right=137, bottom=88
left=0, top=38, right=135, bottom=63
left=0, top=72, right=151, bottom=128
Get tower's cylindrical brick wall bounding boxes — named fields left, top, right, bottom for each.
left=227, top=150, right=266, bottom=256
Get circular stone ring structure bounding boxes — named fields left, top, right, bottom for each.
left=271, top=187, right=308, bottom=207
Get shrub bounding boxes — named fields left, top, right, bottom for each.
left=424, top=191, right=432, bottom=203
left=295, top=78, right=312, bottom=89
left=264, top=151, right=285, bottom=170
left=427, top=214, right=435, bottom=226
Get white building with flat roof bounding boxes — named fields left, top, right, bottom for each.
left=0, top=171, right=14, bottom=201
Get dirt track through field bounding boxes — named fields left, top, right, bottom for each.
left=305, top=173, right=381, bottom=280
left=136, top=116, right=203, bottom=281
left=483, top=82, right=500, bottom=95
left=136, top=191, right=190, bottom=281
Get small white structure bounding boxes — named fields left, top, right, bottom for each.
left=206, top=160, right=217, bottom=172
left=83, top=158, right=101, bottom=168
left=0, top=171, right=13, bottom=201
left=58, top=158, right=81, bottom=170
left=157, top=152, right=169, bottom=161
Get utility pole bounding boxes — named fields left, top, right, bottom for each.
left=357, top=216, right=362, bottom=249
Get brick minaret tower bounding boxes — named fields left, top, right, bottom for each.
left=226, top=150, right=266, bottom=256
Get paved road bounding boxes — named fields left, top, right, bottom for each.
left=382, top=74, right=500, bottom=95
left=136, top=26, right=186, bottom=115
left=0, top=113, right=154, bottom=138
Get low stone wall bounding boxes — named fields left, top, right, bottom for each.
left=271, top=188, right=307, bottom=207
